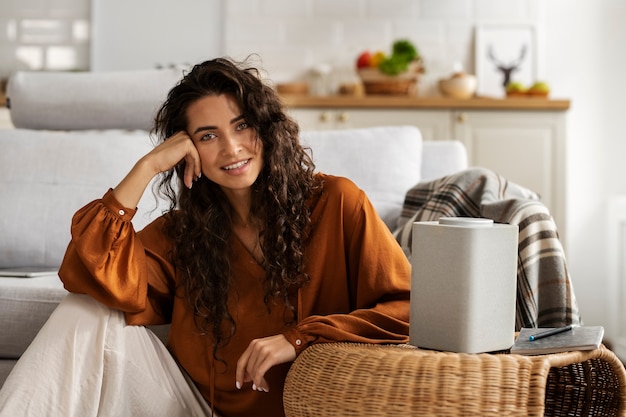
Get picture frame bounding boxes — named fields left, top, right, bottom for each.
left=475, top=24, right=536, bottom=98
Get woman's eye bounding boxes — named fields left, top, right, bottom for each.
left=200, top=132, right=216, bottom=141
left=236, top=122, right=248, bottom=131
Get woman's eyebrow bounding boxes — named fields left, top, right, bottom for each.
left=192, top=115, right=245, bottom=135
left=230, top=114, right=245, bottom=124
left=193, top=125, right=217, bottom=135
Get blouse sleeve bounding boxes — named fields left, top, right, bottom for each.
left=58, top=189, right=176, bottom=325
left=283, top=178, right=411, bottom=354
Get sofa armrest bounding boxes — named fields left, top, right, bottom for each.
left=283, top=343, right=626, bottom=417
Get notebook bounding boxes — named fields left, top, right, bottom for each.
left=510, top=326, right=604, bottom=355
left=0, top=266, right=59, bottom=278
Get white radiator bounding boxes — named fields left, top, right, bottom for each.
left=608, top=196, right=626, bottom=361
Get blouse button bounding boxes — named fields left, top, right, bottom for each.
left=118, top=209, right=125, bottom=216
left=295, top=339, right=302, bottom=346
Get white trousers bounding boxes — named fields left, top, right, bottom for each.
left=0, top=293, right=214, bottom=417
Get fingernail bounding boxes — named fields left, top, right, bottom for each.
left=236, top=381, right=241, bottom=390
left=252, top=384, right=257, bottom=391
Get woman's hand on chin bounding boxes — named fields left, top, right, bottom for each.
left=113, top=131, right=201, bottom=208
left=147, top=131, right=202, bottom=189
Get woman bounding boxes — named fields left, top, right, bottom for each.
left=0, top=57, right=410, bottom=416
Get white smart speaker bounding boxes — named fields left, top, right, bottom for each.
left=409, top=217, right=518, bottom=353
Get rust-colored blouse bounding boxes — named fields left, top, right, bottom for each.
left=59, top=174, right=411, bottom=417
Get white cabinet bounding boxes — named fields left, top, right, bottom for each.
left=288, top=106, right=567, bottom=236
left=452, top=110, right=566, bottom=233
left=287, top=108, right=451, bottom=140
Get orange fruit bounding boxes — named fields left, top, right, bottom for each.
left=370, top=51, right=386, bottom=68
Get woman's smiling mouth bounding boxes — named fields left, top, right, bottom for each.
left=222, top=159, right=251, bottom=171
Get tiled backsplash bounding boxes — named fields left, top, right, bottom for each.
left=0, top=0, right=90, bottom=78
left=223, top=0, right=541, bottom=95
left=1, top=0, right=540, bottom=95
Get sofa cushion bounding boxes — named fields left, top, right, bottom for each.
left=0, top=275, right=67, bottom=359
left=0, top=129, right=167, bottom=268
left=6, top=69, right=182, bottom=131
left=420, top=140, right=468, bottom=182
left=301, top=126, right=423, bottom=228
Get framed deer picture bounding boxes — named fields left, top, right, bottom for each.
left=475, top=24, right=536, bottom=98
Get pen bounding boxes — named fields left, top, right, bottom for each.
left=529, top=325, right=573, bottom=341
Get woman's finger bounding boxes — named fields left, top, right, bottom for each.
left=235, top=335, right=296, bottom=392
left=182, top=150, right=201, bottom=189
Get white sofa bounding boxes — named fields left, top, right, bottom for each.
left=0, top=69, right=468, bottom=387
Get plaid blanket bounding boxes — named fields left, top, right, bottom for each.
left=393, top=167, right=582, bottom=330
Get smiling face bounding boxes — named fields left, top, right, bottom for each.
left=186, top=94, right=264, bottom=201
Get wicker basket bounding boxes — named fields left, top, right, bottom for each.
left=361, top=78, right=417, bottom=95
left=358, top=60, right=423, bottom=96
left=283, top=342, right=626, bottom=417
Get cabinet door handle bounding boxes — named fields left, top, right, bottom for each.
left=457, top=113, right=467, bottom=123
left=319, top=112, right=330, bottom=123
left=338, top=112, right=349, bottom=123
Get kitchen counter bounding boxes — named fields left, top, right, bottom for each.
left=0, top=91, right=569, bottom=111
left=280, top=94, right=570, bottom=111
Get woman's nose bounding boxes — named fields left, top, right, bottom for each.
left=220, top=133, right=241, bottom=155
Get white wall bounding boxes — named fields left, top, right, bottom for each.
left=90, top=0, right=223, bottom=71
left=545, top=1, right=626, bottom=338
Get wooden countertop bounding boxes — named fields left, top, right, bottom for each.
left=0, top=91, right=569, bottom=111
left=281, top=94, right=570, bottom=111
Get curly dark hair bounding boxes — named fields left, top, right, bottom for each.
left=152, top=57, right=320, bottom=351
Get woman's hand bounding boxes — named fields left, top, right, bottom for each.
left=113, top=131, right=201, bottom=208
left=235, top=334, right=296, bottom=392
left=143, top=131, right=202, bottom=189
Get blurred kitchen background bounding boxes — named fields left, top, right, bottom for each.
left=1, top=0, right=626, bottom=357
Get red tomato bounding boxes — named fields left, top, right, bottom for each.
left=356, top=51, right=371, bottom=69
